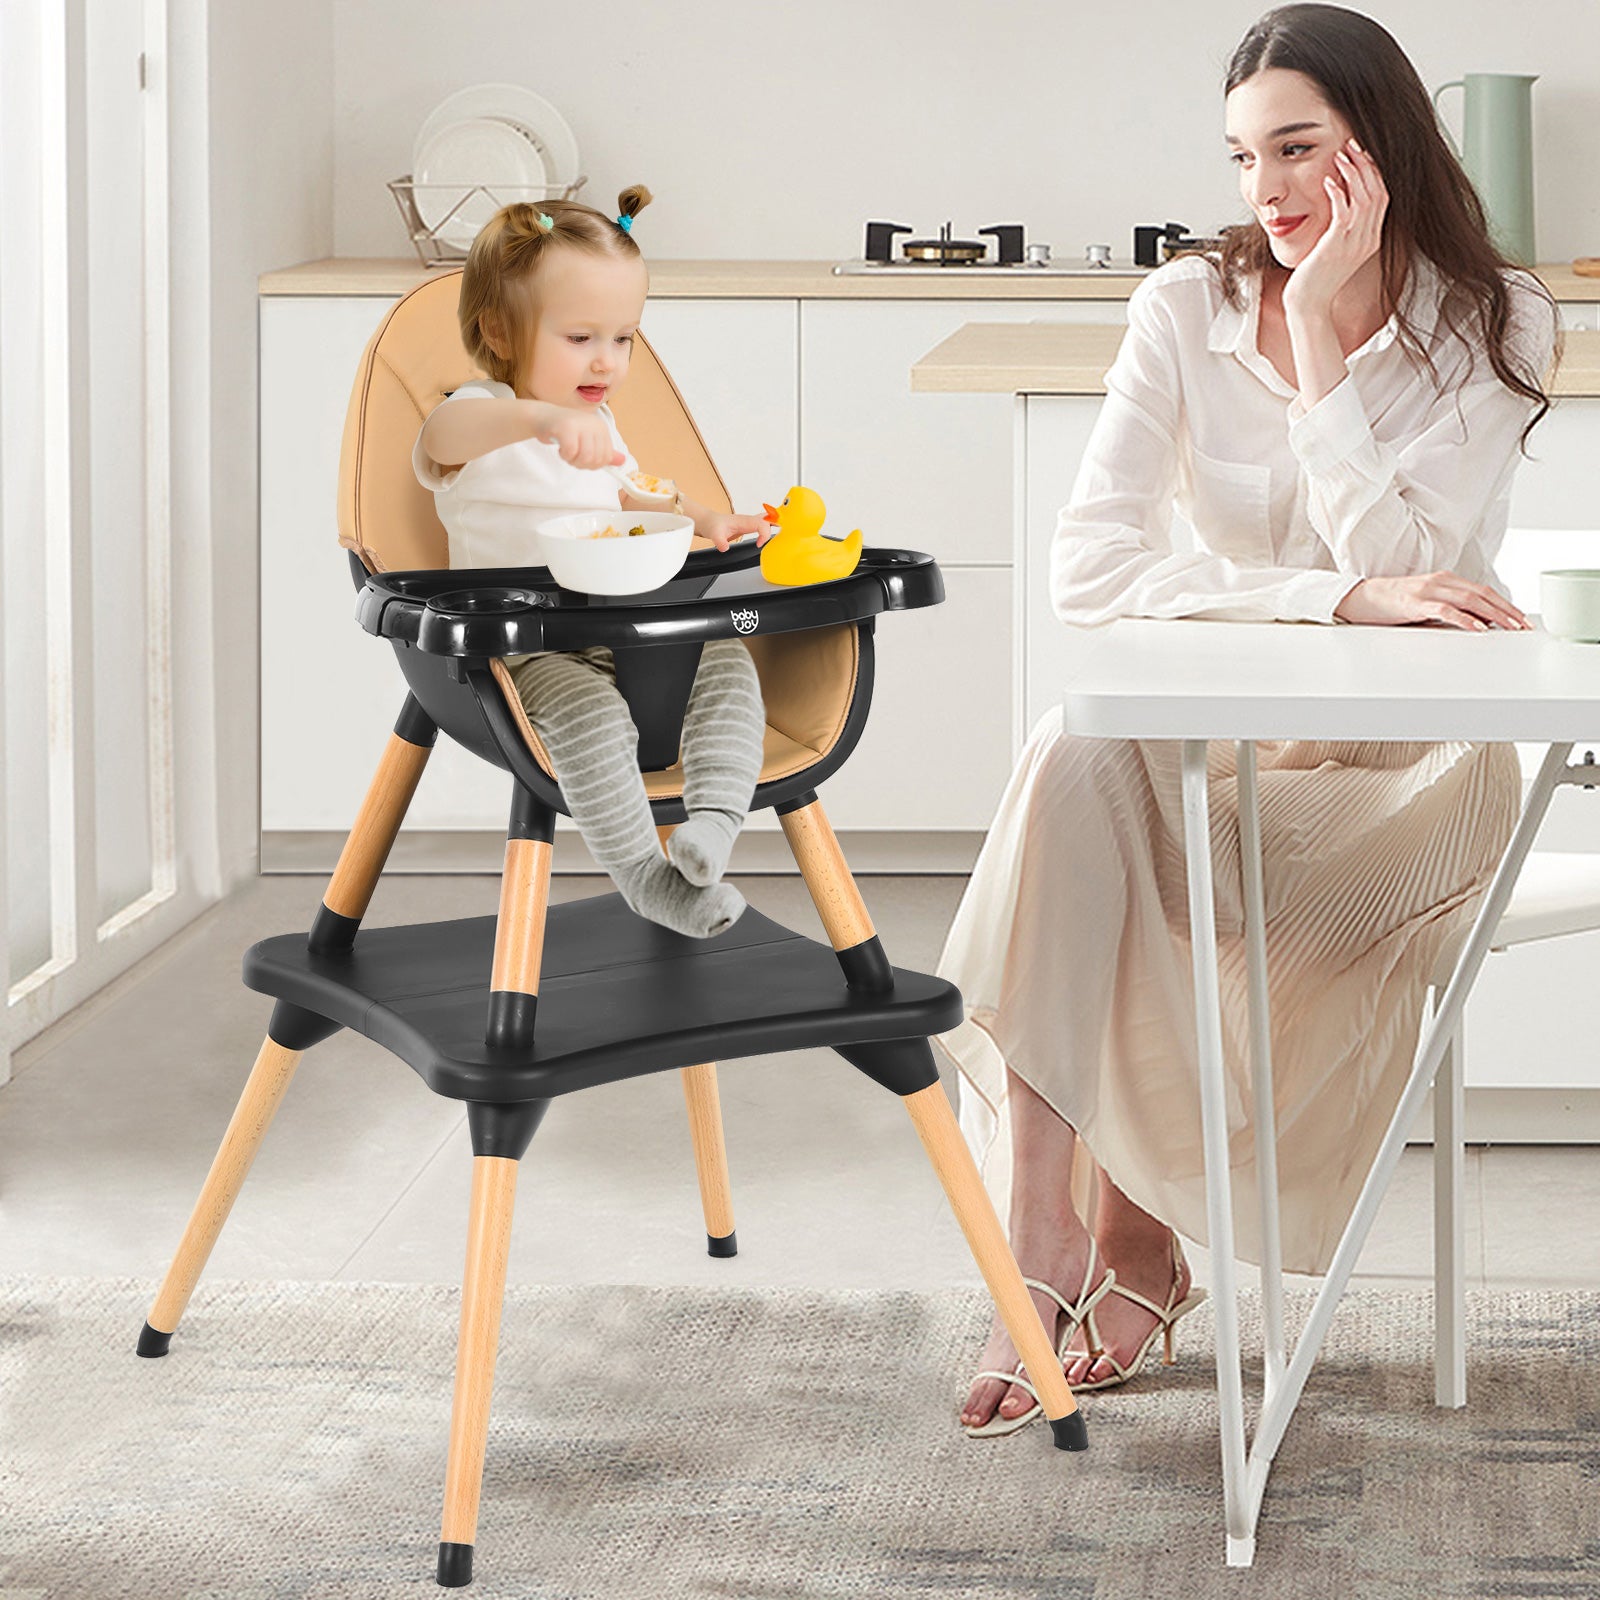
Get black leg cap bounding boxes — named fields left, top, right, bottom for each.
left=136, top=1322, right=172, bottom=1358
left=707, top=1230, right=738, bottom=1259
left=436, top=1541, right=474, bottom=1587
left=1049, top=1412, right=1089, bottom=1452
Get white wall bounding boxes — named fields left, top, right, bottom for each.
left=205, top=0, right=335, bottom=887
left=330, top=0, right=1600, bottom=265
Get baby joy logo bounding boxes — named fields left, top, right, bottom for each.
left=730, top=606, right=759, bottom=635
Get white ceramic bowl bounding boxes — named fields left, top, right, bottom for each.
left=534, top=510, right=695, bottom=596
left=1539, top=569, right=1600, bottom=643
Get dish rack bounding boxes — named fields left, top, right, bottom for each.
left=388, top=176, right=588, bottom=266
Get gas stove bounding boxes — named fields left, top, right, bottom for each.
left=833, top=220, right=1148, bottom=277
left=833, top=220, right=1220, bottom=276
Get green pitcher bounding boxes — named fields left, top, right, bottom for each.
left=1432, top=73, right=1538, bottom=265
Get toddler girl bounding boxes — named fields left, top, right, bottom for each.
left=413, top=186, right=770, bottom=938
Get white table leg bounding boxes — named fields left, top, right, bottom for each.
left=1187, top=740, right=1568, bottom=1564
left=1237, top=742, right=1287, bottom=1402
left=1249, top=740, right=1571, bottom=1468
left=1433, top=1006, right=1467, bottom=1409
left=1180, top=740, right=1254, bottom=1564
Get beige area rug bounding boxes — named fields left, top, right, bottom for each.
left=2, top=1278, right=1598, bottom=1600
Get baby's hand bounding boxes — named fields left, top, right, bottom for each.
left=531, top=404, right=624, bottom=472
left=700, top=511, right=771, bottom=552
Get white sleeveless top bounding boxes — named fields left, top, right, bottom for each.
left=411, top=380, right=638, bottom=570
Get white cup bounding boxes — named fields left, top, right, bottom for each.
left=1539, top=569, right=1600, bottom=643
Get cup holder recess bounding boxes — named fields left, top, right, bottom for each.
left=425, top=587, right=544, bottom=616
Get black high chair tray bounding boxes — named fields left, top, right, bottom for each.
left=357, top=544, right=942, bottom=658
left=243, top=892, right=962, bottom=1102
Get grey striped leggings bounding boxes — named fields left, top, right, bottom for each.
left=507, top=639, right=765, bottom=935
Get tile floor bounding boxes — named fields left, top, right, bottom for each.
left=4, top=873, right=1598, bottom=1303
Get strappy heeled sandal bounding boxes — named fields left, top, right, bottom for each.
left=961, top=1239, right=1117, bottom=1438
left=1067, top=1231, right=1207, bottom=1394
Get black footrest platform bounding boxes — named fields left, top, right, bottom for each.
left=243, top=894, right=962, bottom=1102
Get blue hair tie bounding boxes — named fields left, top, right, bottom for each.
left=536, top=212, right=554, bottom=232
left=616, top=213, right=633, bottom=233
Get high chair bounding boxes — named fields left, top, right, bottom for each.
left=135, top=270, right=1086, bottom=1588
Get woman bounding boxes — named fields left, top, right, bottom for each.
left=947, top=2, right=1561, bottom=1436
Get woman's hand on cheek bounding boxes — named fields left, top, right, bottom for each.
left=1282, top=139, right=1389, bottom=317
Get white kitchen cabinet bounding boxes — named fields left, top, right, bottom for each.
left=636, top=299, right=798, bottom=511
left=1019, top=396, right=1106, bottom=742
left=817, top=566, right=1015, bottom=831
left=259, top=279, right=1599, bottom=879
left=259, top=291, right=1017, bottom=845
left=1505, top=400, right=1599, bottom=530
left=260, top=295, right=410, bottom=831
left=800, top=300, right=1125, bottom=566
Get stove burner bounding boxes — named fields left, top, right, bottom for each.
left=864, top=220, right=1026, bottom=266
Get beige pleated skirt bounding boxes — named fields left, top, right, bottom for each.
left=934, top=707, right=1521, bottom=1277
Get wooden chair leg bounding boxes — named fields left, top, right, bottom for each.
left=437, top=1155, right=520, bottom=1588
left=137, top=1003, right=338, bottom=1356
left=903, top=1081, right=1087, bottom=1448
left=778, top=795, right=892, bottom=986
left=487, top=788, right=555, bottom=1050
left=138, top=704, right=432, bottom=1355
left=680, top=1062, right=737, bottom=1255
left=784, top=797, right=1083, bottom=1437
left=312, top=696, right=436, bottom=951
left=657, top=821, right=738, bottom=1255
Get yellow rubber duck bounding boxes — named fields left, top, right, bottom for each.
left=759, top=486, right=864, bottom=586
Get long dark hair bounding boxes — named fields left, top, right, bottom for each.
left=1213, top=4, right=1558, bottom=453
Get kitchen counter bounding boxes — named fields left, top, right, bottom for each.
left=258, top=256, right=1599, bottom=303
left=911, top=319, right=1600, bottom=397
left=259, top=257, right=1149, bottom=298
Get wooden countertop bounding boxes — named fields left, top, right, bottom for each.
left=258, top=256, right=1600, bottom=303
left=911, top=320, right=1600, bottom=398
left=259, top=257, right=1150, bottom=299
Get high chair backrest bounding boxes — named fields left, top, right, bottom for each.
left=337, top=268, right=733, bottom=574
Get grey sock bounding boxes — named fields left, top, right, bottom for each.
left=667, top=639, right=765, bottom=887
left=667, top=814, right=742, bottom=888
left=612, top=857, right=746, bottom=938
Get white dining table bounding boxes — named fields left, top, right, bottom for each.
left=1058, top=616, right=1600, bottom=1567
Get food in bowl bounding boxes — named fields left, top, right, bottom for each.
left=628, top=470, right=676, bottom=498
left=534, top=510, right=696, bottom=595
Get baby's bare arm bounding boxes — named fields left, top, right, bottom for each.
left=657, top=490, right=772, bottom=551
left=424, top=396, right=623, bottom=472
left=421, top=397, right=557, bottom=469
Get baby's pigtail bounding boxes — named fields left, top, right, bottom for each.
left=617, top=184, right=654, bottom=224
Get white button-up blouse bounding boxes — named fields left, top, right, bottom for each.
left=1050, top=254, right=1559, bottom=626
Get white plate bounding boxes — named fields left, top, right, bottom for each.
left=413, top=117, right=548, bottom=249
left=413, top=83, right=580, bottom=192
